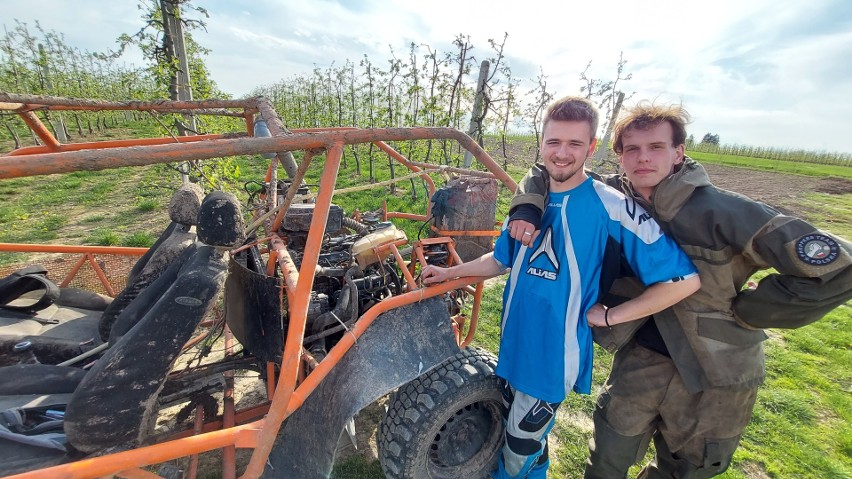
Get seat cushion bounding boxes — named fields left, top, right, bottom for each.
left=0, top=365, right=87, bottom=395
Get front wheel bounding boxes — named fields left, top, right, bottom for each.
left=378, top=348, right=504, bottom=479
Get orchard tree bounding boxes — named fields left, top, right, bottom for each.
left=701, top=133, right=720, bottom=145
left=106, top=1, right=233, bottom=185
left=110, top=0, right=222, bottom=103
left=579, top=51, right=634, bottom=135
left=524, top=68, right=553, bottom=162
left=1, top=21, right=158, bottom=145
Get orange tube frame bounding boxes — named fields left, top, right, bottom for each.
left=0, top=243, right=147, bottom=297
left=0, top=95, right=516, bottom=479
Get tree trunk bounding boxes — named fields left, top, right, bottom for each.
left=73, top=113, right=84, bottom=136
left=5, top=122, right=21, bottom=149
left=39, top=43, right=68, bottom=142
left=462, top=60, right=490, bottom=168
left=160, top=0, right=196, bottom=183
left=592, top=91, right=624, bottom=164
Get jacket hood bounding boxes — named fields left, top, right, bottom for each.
left=650, top=156, right=712, bottom=221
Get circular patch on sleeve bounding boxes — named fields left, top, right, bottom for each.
left=795, top=234, right=839, bottom=266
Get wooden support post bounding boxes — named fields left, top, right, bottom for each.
left=462, top=60, right=490, bottom=168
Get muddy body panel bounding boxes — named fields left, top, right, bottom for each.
left=262, top=297, right=459, bottom=479
left=224, top=249, right=285, bottom=365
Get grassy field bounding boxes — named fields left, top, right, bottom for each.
left=0, top=127, right=850, bottom=478
left=799, top=192, right=852, bottom=239
left=688, top=150, right=852, bottom=180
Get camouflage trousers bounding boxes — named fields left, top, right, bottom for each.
left=585, top=341, right=758, bottom=479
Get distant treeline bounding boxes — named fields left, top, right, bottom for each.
left=248, top=38, right=546, bottom=175
left=689, top=141, right=851, bottom=167
left=248, top=34, right=565, bottom=165
left=0, top=21, right=163, bottom=145
left=0, top=21, right=164, bottom=101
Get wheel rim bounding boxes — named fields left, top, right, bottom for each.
left=426, top=398, right=503, bottom=476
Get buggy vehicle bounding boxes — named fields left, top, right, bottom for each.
left=0, top=93, right=519, bottom=479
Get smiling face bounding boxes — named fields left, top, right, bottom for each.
left=541, top=120, right=597, bottom=192
left=618, top=121, right=685, bottom=201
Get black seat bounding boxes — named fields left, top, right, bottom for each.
left=66, top=190, right=245, bottom=452
left=0, top=183, right=205, bottom=366
left=0, top=191, right=245, bottom=474
left=97, top=182, right=205, bottom=340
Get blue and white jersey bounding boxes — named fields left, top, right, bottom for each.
left=493, top=176, right=696, bottom=402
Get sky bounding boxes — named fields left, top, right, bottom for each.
left=5, top=0, right=852, bottom=153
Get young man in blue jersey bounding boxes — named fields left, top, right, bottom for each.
left=421, top=96, right=701, bottom=479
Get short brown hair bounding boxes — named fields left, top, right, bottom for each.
left=612, top=102, right=691, bottom=154
left=543, top=96, right=599, bottom=142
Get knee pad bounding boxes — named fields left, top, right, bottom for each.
left=700, top=435, right=741, bottom=476
left=648, top=434, right=741, bottom=479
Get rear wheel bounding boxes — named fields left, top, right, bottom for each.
left=378, top=348, right=504, bottom=479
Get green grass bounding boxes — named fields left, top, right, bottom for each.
left=136, top=198, right=159, bottom=212
left=82, top=214, right=107, bottom=223
left=734, top=304, right=852, bottom=478
left=800, top=192, right=852, bottom=239
left=0, top=212, right=73, bottom=242
left=123, top=231, right=155, bottom=247
left=688, top=151, right=852, bottom=179
left=331, top=454, right=385, bottom=479
left=86, top=229, right=121, bottom=246
left=0, top=163, right=180, bottom=247
left=0, top=252, right=28, bottom=267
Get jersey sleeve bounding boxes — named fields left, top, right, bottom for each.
left=492, top=222, right=517, bottom=270
left=592, top=181, right=697, bottom=286
left=623, top=229, right=697, bottom=286
left=613, top=202, right=697, bottom=286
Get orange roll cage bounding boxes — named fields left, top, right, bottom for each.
left=0, top=92, right=517, bottom=479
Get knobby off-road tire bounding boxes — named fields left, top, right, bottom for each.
left=378, top=348, right=505, bottom=479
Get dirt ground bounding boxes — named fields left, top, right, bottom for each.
left=700, top=163, right=852, bottom=217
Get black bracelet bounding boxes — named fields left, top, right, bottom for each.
left=604, top=308, right=612, bottom=328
